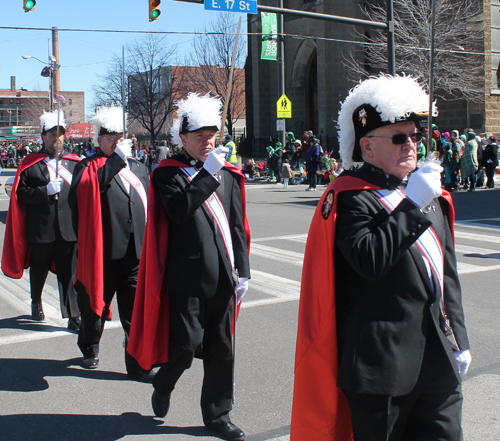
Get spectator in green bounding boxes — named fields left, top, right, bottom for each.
left=224, top=135, right=237, bottom=166
left=417, top=136, right=426, bottom=161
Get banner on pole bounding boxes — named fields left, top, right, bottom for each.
left=261, top=12, right=277, bottom=61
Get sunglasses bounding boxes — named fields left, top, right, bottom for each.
left=366, top=132, right=423, bottom=145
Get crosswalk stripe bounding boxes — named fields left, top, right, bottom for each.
left=455, top=243, right=500, bottom=257
left=251, top=243, right=304, bottom=266
left=3, top=225, right=500, bottom=345
left=252, top=234, right=307, bottom=243
left=454, top=230, right=500, bottom=244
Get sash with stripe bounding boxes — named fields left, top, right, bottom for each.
left=372, top=188, right=459, bottom=351
left=180, top=166, right=236, bottom=275
left=118, top=167, right=148, bottom=222
left=43, top=157, right=73, bottom=185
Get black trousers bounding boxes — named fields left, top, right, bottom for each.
left=485, top=164, right=496, bottom=188
left=77, top=238, right=142, bottom=372
left=307, top=171, right=317, bottom=188
left=343, top=326, right=462, bottom=441
left=29, top=238, right=78, bottom=319
left=153, top=273, right=235, bottom=428
left=273, top=165, right=282, bottom=184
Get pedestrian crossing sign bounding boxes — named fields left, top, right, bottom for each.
left=277, top=94, right=292, bottom=118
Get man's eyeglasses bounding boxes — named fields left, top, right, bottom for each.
left=366, top=132, right=423, bottom=145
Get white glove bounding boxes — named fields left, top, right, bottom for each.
left=234, top=277, right=249, bottom=305
left=203, top=146, right=230, bottom=176
left=454, top=349, right=472, bottom=375
left=46, top=177, right=63, bottom=195
left=405, top=163, right=443, bottom=209
left=115, top=139, right=133, bottom=163
left=487, top=159, right=492, bottom=164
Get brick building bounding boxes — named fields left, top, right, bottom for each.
left=0, top=75, right=85, bottom=140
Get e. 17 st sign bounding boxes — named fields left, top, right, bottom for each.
left=204, top=0, right=257, bottom=14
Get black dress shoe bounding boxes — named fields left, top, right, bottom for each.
left=82, top=356, right=99, bottom=369
left=67, top=317, right=81, bottom=332
left=31, top=302, right=45, bottom=321
left=208, top=422, right=245, bottom=441
left=151, top=390, right=170, bottom=418
left=127, top=369, right=156, bottom=383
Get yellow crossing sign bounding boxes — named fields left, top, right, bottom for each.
left=277, top=94, right=292, bottom=118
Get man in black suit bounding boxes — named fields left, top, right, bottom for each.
left=69, top=106, right=153, bottom=382
left=292, top=75, right=471, bottom=441
left=3, top=110, right=80, bottom=330
left=128, top=94, right=250, bottom=441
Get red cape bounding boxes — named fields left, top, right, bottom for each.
left=127, top=159, right=251, bottom=371
left=75, top=156, right=108, bottom=317
left=290, top=176, right=454, bottom=441
left=2, top=153, right=80, bottom=279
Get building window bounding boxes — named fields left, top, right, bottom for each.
left=70, top=111, right=73, bottom=117
left=69, top=99, right=72, bottom=105
left=10, top=99, right=13, bottom=104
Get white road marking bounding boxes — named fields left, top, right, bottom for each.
left=3, top=224, right=500, bottom=345
left=251, top=243, right=304, bottom=266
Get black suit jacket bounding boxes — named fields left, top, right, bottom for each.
left=17, top=153, right=78, bottom=243
left=153, top=155, right=250, bottom=299
left=70, top=151, right=149, bottom=260
left=334, top=164, right=469, bottom=396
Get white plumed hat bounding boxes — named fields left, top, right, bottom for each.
left=171, top=93, right=222, bottom=147
left=91, top=106, right=125, bottom=146
left=337, top=74, right=438, bottom=170
left=40, top=109, right=66, bottom=134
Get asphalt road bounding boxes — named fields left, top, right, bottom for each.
left=0, top=169, right=499, bottom=441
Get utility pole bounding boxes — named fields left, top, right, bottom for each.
left=52, top=27, right=61, bottom=93
left=277, top=0, right=286, bottom=147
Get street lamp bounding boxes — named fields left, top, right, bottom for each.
left=22, top=54, right=60, bottom=111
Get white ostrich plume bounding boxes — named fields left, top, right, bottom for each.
left=40, top=109, right=66, bottom=132
left=338, top=74, right=438, bottom=170
left=92, top=106, right=126, bottom=145
left=171, top=93, right=222, bottom=147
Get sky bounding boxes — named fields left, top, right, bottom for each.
left=0, top=0, right=249, bottom=118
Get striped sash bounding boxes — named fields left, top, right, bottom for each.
left=43, top=157, right=73, bottom=185
left=372, top=188, right=459, bottom=350
left=118, top=167, right=148, bottom=222
left=180, top=167, right=236, bottom=272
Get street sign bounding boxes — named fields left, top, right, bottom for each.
left=204, top=0, right=257, bottom=14
left=276, top=119, right=285, bottom=131
left=277, top=94, right=292, bottom=119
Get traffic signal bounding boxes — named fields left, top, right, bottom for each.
left=23, top=0, right=36, bottom=12
left=149, top=0, right=161, bottom=21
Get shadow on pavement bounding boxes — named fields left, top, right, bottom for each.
left=0, top=412, right=212, bottom=441
left=0, top=315, right=71, bottom=333
left=0, top=357, right=132, bottom=392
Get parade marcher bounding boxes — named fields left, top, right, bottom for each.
left=2, top=110, right=81, bottom=330
left=128, top=93, right=250, bottom=441
left=225, top=134, right=237, bottom=166
left=291, top=75, right=471, bottom=441
left=69, top=106, right=154, bottom=381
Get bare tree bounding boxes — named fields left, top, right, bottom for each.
left=344, top=0, right=484, bottom=102
left=184, top=12, right=247, bottom=136
left=92, top=34, right=184, bottom=145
